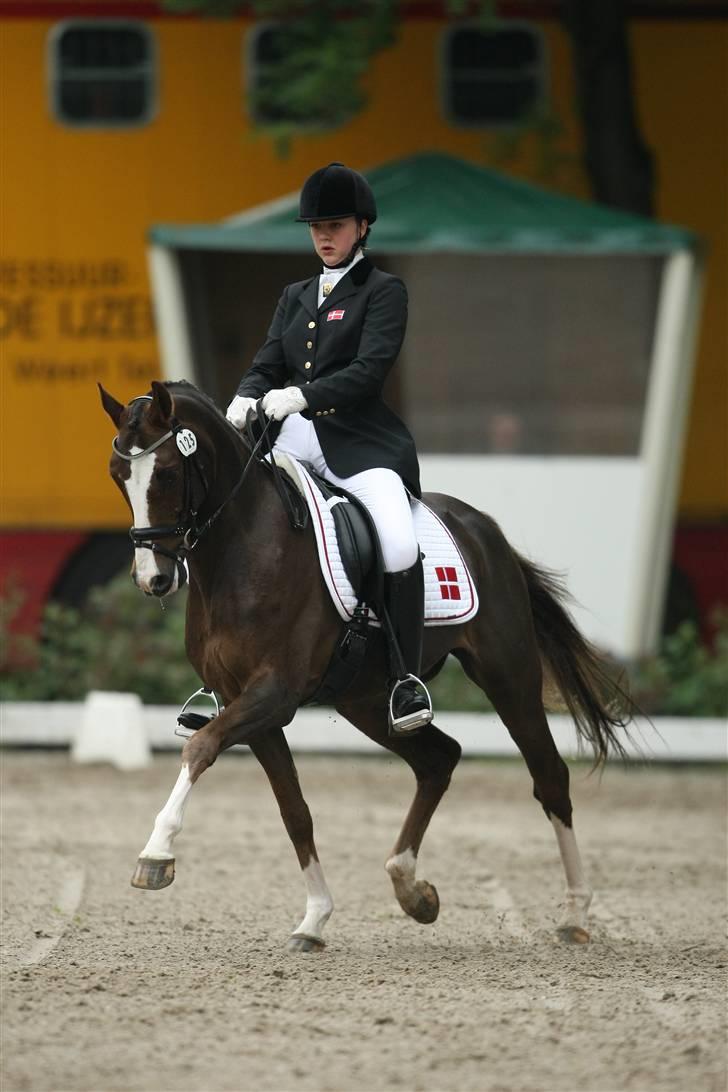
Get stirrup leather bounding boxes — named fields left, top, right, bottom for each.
left=388, top=674, right=433, bottom=736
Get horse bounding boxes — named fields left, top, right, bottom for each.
left=100, top=379, right=633, bottom=951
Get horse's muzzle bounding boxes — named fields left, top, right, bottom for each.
left=149, top=572, right=174, bottom=597
left=132, top=555, right=187, bottom=597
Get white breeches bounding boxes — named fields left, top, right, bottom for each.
left=274, top=413, right=419, bottom=573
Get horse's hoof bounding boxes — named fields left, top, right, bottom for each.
left=408, top=880, right=440, bottom=924
left=131, top=857, right=175, bottom=890
left=557, top=925, right=590, bottom=945
left=288, top=933, right=325, bottom=953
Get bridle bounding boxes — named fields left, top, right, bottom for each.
left=112, top=395, right=277, bottom=585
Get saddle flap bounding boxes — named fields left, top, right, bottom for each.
left=328, top=497, right=375, bottom=595
left=273, top=453, right=381, bottom=601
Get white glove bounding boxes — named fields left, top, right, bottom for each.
left=262, top=387, right=308, bottom=422
left=226, top=394, right=258, bottom=430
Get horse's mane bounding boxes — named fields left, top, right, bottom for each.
left=125, top=379, right=231, bottom=441
left=163, top=379, right=249, bottom=450
left=164, top=379, right=227, bottom=424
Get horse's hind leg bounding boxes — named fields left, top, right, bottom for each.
left=549, top=811, right=592, bottom=944
left=456, top=646, right=592, bottom=943
left=337, top=698, right=462, bottom=924
left=248, top=727, right=333, bottom=953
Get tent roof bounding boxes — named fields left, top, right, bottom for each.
left=150, top=152, right=694, bottom=255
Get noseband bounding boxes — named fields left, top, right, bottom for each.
left=113, top=395, right=276, bottom=583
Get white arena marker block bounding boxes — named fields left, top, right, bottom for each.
left=72, top=691, right=150, bottom=770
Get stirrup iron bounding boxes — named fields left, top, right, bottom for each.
left=388, top=674, right=433, bottom=736
left=175, top=686, right=222, bottom=739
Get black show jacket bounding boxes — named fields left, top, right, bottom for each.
left=236, top=256, right=421, bottom=497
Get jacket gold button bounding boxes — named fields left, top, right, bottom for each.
left=330, top=408, right=336, bottom=414
left=308, top=321, right=316, bottom=329
left=306, top=340, right=313, bottom=349
left=315, top=411, right=322, bottom=417
left=323, top=410, right=329, bottom=416
left=304, top=362, right=312, bottom=369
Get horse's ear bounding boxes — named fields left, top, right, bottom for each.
left=98, top=384, right=126, bottom=428
left=150, top=380, right=174, bottom=425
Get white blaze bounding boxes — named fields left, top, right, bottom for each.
left=125, top=446, right=161, bottom=590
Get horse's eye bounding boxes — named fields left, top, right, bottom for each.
left=157, top=468, right=178, bottom=486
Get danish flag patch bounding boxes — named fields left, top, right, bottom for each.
left=436, top=566, right=461, bottom=601
left=327, top=309, right=345, bottom=322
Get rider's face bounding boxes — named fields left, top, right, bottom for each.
left=309, top=217, right=366, bottom=266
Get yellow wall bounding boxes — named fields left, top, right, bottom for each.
left=1, top=10, right=725, bottom=527
left=631, top=21, right=727, bottom=519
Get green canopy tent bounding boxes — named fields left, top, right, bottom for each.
left=148, top=152, right=702, bottom=657
left=151, top=150, right=692, bottom=255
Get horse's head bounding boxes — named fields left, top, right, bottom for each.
left=100, top=380, right=211, bottom=598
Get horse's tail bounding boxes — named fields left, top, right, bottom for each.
left=517, top=554, right=636, bottom=764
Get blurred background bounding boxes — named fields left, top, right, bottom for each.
left=0, top=0, right=726, bottom=716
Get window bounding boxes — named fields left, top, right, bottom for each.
left=49, top=21, right=156, bottom=128
left=442, top=24, right=545, bottom=127
left=397, top=254, right=662, bottom=457
left=247, top=23, right=348, bottom=129
left=248, top=24, right=292, bottom=125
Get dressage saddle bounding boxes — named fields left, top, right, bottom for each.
left=243, top=403, right=378, bottom=596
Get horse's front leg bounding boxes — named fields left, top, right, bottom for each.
left=249, top=727, right=334, bottom=953
left=338, top=698, right=462, bottom=924
left=131, top=763, right=195, bottom=889
left=131, top=683, right=297, bottom=891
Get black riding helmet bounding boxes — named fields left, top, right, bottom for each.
left=296, top=162, right=377, bottom=224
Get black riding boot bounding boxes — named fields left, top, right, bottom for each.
left=383, top=557, right=433, bottom=735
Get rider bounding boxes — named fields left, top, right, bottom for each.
left=226, top=162, right=432, bottom=734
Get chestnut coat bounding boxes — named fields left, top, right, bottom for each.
left=236, top=256, right=421, bottom=497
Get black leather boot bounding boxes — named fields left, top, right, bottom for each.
left=383, top=557, right=433, bottom=735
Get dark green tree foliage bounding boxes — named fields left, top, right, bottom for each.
left=165, top=0, right=399, bottom=148
left=164, top=1, right=653, bottom=212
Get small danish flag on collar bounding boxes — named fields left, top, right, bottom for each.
left=327, top=309, right=345, bottom=322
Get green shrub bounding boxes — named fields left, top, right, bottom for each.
left=628, top=612, right=728, bottom=718
left=1, top=580, right=726, bottom=717
left=427, top=615, right=728, bottom=718
left=0, top=575, right=200, bottom=704
left=426, top=656, right=494, bottom=713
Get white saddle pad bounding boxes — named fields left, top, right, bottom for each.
left=273, top=453, right=479, bottom=627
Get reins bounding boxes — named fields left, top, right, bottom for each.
left=242, top=407, right=309, bottom=533
left=113, top=396, right=285, bottom=583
